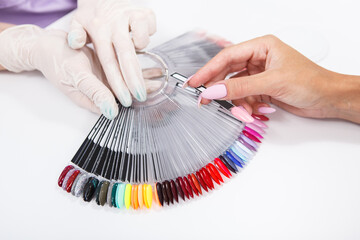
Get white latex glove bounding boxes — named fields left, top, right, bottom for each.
left=67, top=0, right=156, bottom=107
left=0, top=25, right=118, bottom=119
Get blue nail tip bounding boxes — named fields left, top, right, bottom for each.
left=219, top=155, right=237, bottom=173
left=229, top=149, right=246, bottom=165
left=225, top=151, right=243, bottom=168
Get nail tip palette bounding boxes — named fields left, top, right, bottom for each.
left=57, top=31, right=270, bottom=210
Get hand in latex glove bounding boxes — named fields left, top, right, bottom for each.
left=0, top=25, right=118, bottom=119
left=188, top=35, right=360, bottom=123
left=68, top=0, right=156, bottom=107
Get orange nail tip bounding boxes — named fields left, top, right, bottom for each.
left=214, top=158, right=231, bottom=178
left=138, top=184, right=144, bottom=208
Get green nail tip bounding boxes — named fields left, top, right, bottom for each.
left=95, top=181, right=104, bottom=205
left=99, top=181, right=109, bottom=206
left=111, top=183, right=119, bottom=208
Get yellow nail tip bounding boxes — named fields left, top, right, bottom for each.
left=125, top=184, right=132, bottom=209
left=145, top=184, right=152, bottom=209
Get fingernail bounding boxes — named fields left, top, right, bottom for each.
left=252, top=114, right=269, bottom=121
left=100, top=101, right=118, bottom=120
left=246, top=123, right=265, bottom=134
left=230, top=106, right=254, bottom=123
left=252, top=119, right=268, bottom=128
left=182, top=75, right=193, bottom=89
left=135, top=86, right=147, bottom=102
left=258, top=107, right=276, bottom=114
left=118, top=90, right=132, bottom=107
left=197, top=95, right=202, bottom=108
left=200, top=84, right=227, bottom=99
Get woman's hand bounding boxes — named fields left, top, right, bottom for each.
left=67, top=0, right=156, bottom=107
left=188, top=35, right=360, bottom=124
left=0, top=24, right=118, bottom=119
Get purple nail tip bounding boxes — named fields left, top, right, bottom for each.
left=239, top=134, right=258, bottom=149
left=238, top=136, right=257, bottom=152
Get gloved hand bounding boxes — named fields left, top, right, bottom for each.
left=0, top=24, right=118, bottom=119
left=67, top=0, right=156, bottom=107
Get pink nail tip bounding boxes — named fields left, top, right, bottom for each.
left=252, top=119, right=268, bottom=128
left=246, top=123, right=265, bottom=134
left=231, top=106, right=254, bottom=123
left=201, top=84, right=227, bottom=100
left=258, top=107, right=276, bottom=114
left=182, top=75, right=193, bottom=88
left=244, top=126, right=263, bottom=139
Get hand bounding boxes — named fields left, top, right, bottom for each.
left=0, top=24, right=118, bottom=119
left=188, top=35, right=360, bottom=124
left=67, top=0, right=156, bottom=107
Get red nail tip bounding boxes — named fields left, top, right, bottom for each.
left=206, top=164, right=221, bottom=185
left=58, top=165, right=74, bottom=187
left=183, top=176, right=194, bottom=198
left=175, top=178, right=185, bottom=201
left=242, top=130, right=261, bottom=143
left=164, top=180, right=174, bottom=205
left=170, top=180, right=179, bottom=203
left=191, top=173, right=202, bottom=195
left=201, top=168, right=214, bottom=190
left=65, top=170, right=80, bottom=192
left=196, top=171, right=208, bottom=192
left=214, top=158, right=231, bottom=178
left=177, top=177, right=189, bottom=200
left=161, top=182, right=169, bottom=205
left=187, top=174, right=199, bottom=196
left=208, top=163, right=224, bottom=183
left=252, top=114, right=269, bottom=121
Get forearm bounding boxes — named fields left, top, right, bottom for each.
left=327, top=73, right=360, bottom=124
left=0, top=22, right=16, bottom=71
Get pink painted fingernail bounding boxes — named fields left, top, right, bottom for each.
left=231, top=106, right=254, bottom=123
left=258, top=107, right=276, bottom=114
left=246, top=123, right=265, bottom=134
left=182, top=75, right=193, bottom=89
left=252, top=119, right=268, bottom=128
left=200, top=84, right=227, bottom=99
left=197, top=95, right=202, bottom=108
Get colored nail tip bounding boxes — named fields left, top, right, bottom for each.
left=65, top=169, right=80, bottom=192
left=182, top=75, right=193, bottom=89
left=225, top=151, right=243, bottom=168
left=243, top=130, right=261, bottom=143
left=99, top=181, right=109, bottom=206
left=152, top=183, right=160, bottom=207
left=234, top=140, right=253, bottom=156
left=164, top=181, right=174, bottom=205
left=191, top=173, right=202, bottom=195
left=187, top=175, right=199, bottom=196
left=111, top=183, right=118, bottom=208
left=238, top=137, right=257, bottom=152
left=177, top=177, right=189, bottom=200
left=170, top=180, right=179, bottom=203
left=240, top=134, right=258, bottom=149
left=135, top=87, right=147, bottom=102
left=230, top=145, right=249, bottom=161
left=252, top=114, right=270, bottom=121
left=207, top=163, right=223, bottom=183
left=73, top=173, right=89, bottom=197
left=201, top=168, right=214, bottom=189
left=100, top=101, right=117, bottom=120
left=258, top=107, right=276, bottom=114
left=244, top=126, right=263, bottom=139
left=58, top=165, right=74, bottom=187
left=138, top=184, right=144, bottom=208
left=219, top=155, right=238, bottom=173
left=175, top=178, right=185, bottom=201
left=214, top=158, right=231, bottom=178
left=83, top=177, right=99, bottom=202
left=183, top=177, right=194, bottom=198
left=156, top=183, right=164, bottom=206
left=246, top=123, right=265, bottom=134
left=144, top=185, right=152, bottom=209
left=253, top=119, right=268, bottom=128
left=95, top=181, right=104, bottom=205
left=196, top=171, right=208, bottom=192
left=231, top=107, right=254, bottom=123
left=119, top=184, right=126, bottom=208
left=161, top=182, right=169, bottom=205
left=118, top=90, right=132, bottom=108
left=200, top=84, right=227, bottom=100
left=125, top=184, right=132, bottom=209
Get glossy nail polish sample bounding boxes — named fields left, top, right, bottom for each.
left=234, top=141, right=253, bottom=158
left=200, top=84, right=227, bottom=99
left=196, top=171, right=208, bottom=192
left=244, top=126, right=263, bottom=139
left=177, top=177, right=189, bottom=200
left=238, top=136, right=257, bottom=152
left=115, top=183, right=121, bottom=209
left=118, top=183, right=126, bottom=208
left=138, top=184, right=144, bottom=208
left=246, top=123, right=265, bottom=134
left=252, top=119, right=268, bottom=128
left=71, top=172, right=83, bottom=196
left=107, top=182, right=114, bottom=207
left=99, top=181, right=109, bottom=206
left=252, top=114, right=269, bottom=121
left=243, top=130, right=261, bottom=143
left=170, top=180, right=178, bottom=203
left=229, top=148, right=246, bottom=164
left=219, top=155, right=237, bottom=173
left=183, top=177, right=194, bottom=198
left=111, top=183, right=119, bottom=208
left=65, top=170, right=80, bottom=193
left=187, top=174, right=199, bottom=196
left=231, top=145, right=249, bottom=161
left=62, top=169, right=76, bottom=190
left=258, top=107, right=276, bottom=114
left=225, top=151, right=243, bottom=168
left=231, top=106, right=254, bottom=123
left=95, top=181, right=104, bottom=205
left=124, top=184, right=132, bottom=209
left=240, top=134, right=258, bottom=149
left=175, top=178, right=185, bottom=200
left=83, top=177, right=99, bottom=202
left=207, top=163, right=223, bottom=183
left=201, top=168, right=214, bottom=189
left=161, top=182, right=169, bottom=205
left=153, top=183, right=161, bottom=207
left=156, top=183, right=164, bottom=206
left=164, top=181, right=173, bottom=204
left=58, top=165, right=74, bottom=187
left=191, top=173, right=202, bottom=195
left=132, top=185, right=139, bottom=209
left=142, top=184, right=147, bottom=206
left=214, top=158, right=231, bottom=178
left=145, top=185, right=152, bottom=208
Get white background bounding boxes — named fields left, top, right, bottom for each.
left=1, top=0, right=360, bottom=239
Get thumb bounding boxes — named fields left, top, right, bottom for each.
left=200, top=71, right=274, bottom=101
left=67, top=20, right=87, bottom=49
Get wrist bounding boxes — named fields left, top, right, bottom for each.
left=325, top=72, right=360, bottom=123
left=0, top=24, right=44, bottom=72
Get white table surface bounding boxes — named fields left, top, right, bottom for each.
left=1, top=0, right=360, bottom=239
